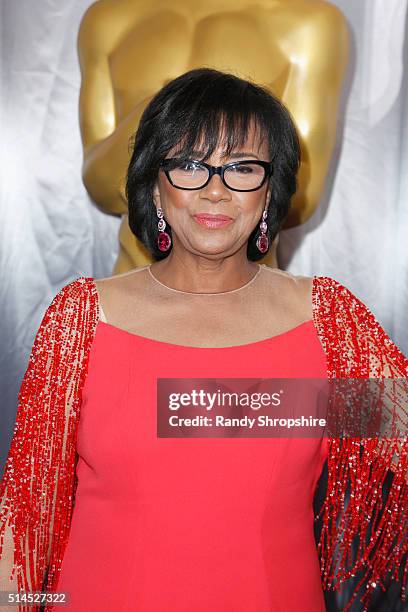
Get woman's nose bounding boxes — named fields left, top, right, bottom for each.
left=200, top=173, right=231, bottom=201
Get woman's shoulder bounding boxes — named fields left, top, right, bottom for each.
left=93, top=265, right=150, bottom=291
left=262, top=266, right=346, bottom=292
left=256, top=265, right=314, bottom=323
left=259, top=267, right=380, bottom=326
left=43, top=275, right=96, bottom=317
left=261, top=264, right=314, bottom=289
left=261, top=264, right=315, bottom=295
left=91, top=265, right=151, bottom=323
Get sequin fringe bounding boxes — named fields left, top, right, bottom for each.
left=0, top=278, right=99, bottom=612
left=312, top=276, right=408, bottom=611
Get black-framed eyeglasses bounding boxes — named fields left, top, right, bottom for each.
left=159, top=158, right=273, bottom=192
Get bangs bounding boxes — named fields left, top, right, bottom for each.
left=171, top=111, right=269, bottom=162
left=161, top=74, right=275, bottom=162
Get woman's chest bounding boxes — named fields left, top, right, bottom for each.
left=75, top=324, right=328, bottom=502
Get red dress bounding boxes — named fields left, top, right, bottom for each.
left=1, top=273, right=407, bottom=612
left=53, top=319, right=328, bottom=611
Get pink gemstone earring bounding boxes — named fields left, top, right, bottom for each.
left=256, top=209, right=269, bottom=253
left=156, top=207, right=172, bottom=252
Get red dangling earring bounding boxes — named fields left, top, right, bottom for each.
left=156, top=207, right=172, bottom=252
left=256, top=209, right=269, bottom=253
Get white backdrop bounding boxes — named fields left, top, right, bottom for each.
left=1, top=0, right=408, bottom=470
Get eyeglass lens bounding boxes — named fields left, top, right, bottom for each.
left=167, top=161, right=266, bottom=190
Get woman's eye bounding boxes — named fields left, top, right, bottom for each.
left=231, top=165, right=253, bottom=174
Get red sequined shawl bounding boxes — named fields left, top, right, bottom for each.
left=1, top=276, right=407, bottom=611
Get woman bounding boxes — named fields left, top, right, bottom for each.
left=0, top=68, right=407, bottom=612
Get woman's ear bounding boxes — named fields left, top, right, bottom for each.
left=153, top=181, right=161, bottom=210
left=266, top=182, right=272, bottom=206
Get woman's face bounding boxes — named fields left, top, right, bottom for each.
left=153, top=123, right=272, bottom=258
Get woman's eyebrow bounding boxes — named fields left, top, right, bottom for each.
left=188, top=150, right=260, bottom=160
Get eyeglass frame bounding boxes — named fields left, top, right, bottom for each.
left=159, top=158, right=274, bottom=192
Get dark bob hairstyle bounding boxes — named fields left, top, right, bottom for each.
left=126, top=68, right=301, bottom=261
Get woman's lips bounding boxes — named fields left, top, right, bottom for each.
left=193, top=214, right=234, bottom=229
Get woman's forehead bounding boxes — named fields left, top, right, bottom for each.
left=169, top=122, right=268, bottom=158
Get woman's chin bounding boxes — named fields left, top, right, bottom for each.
left=190, top=241, right=236, bottom=256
